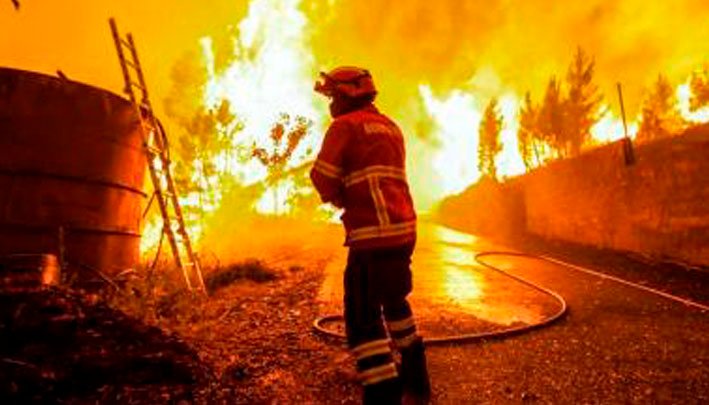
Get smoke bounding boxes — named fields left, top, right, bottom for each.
left=300, top=0, right=709, bottom=208
left=4, top=0, right=707, bottom=119
left=307, top=0, right=709, bottom=115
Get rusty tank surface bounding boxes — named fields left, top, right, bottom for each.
left=0, top=67, right=146, bottom=283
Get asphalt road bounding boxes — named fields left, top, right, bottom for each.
left=316, top=223, right=709, bottom=404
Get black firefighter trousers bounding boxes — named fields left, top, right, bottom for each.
left=344, top=243, right=428, bottom=402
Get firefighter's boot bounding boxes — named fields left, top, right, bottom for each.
left=400, top=337, right=431, bottom=403
left=363, top=376, right=403, bottom=405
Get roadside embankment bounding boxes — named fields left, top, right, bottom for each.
left=439, top=124, right=709, bottom=267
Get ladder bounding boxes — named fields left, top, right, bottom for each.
left=109, top=18, right=206, bottom=294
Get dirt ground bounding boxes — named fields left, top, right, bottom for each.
left=0, top=253, right=360, bottom=404
left=2, top=220, right=708, bottom=404
left=1, top=218, right=363, bottom=404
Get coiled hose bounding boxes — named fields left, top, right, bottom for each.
left=313, top=251, right=569, bottom=345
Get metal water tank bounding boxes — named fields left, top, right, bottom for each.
left=0, top=67, right=146, bottom=283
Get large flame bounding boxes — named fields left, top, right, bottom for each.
left=190, top=0, right=708, bottom=221
left=200, top=0, right=324, bottom=214
left=419, top=86, right=481, bottom=196
left=135, top=0, right=709, bottom=257
left=678, top=82, right=709, bottom=123
left=419, top=85, right=526, bottom=195
left=140, top=0, right=327, bottom=255
left=590, top=111, right=639, bottom=144
left=3, top=0, right=708, bottom=264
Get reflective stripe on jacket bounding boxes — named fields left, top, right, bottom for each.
left=310, top=105, right=416, bottom=249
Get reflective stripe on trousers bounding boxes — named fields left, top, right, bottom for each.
left=344, top=244, right=419, bottom=386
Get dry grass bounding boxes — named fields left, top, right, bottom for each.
left=204, top=259, right=278, bottom=294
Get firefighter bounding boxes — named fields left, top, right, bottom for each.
left=311, top=66, right=431, bottom=404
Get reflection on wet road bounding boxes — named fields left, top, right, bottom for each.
left=314, top=222, right=709, bottom=402
left=317, top=223, right=560, bottom=337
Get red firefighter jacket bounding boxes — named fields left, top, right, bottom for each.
left=310, top=105, right=417, bottom=250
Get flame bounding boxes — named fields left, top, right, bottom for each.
left=4, top=0, right=709, bottom=264
left=419, top=86, right=526, bottom=195
left=590, top=110, right=639, bottom=144
left=678, top=82, right=709, bottom=123
left=199, top=0, right=324, bottom=216
left=188, top=0, right=709, bottom=219
left=134, top=0, right=709, bottom=259
left=419, top=85, right=481, bottom=195
left=139, top=217, right=163, bottom=256
left=495, top=96, right=526, bottom=179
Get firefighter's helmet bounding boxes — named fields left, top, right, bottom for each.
left=314, top=66, right=377, bottom=98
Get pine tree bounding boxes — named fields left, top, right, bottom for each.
left=538, top=77, right=566, bottom=158
left=478, top=98, right=504, bottom=181
left=638, top=74, right=684, bottom=143
left=518, top=92, right=539, bottom=170
left=565, top=47, right=603, bottom=156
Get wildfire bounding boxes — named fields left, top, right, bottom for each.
left=419, top=86, right=526, bottom=195
left=141, top=0, right=324, bottom=256
left=419, top=86, right=481, bottom=196
left=590, top=111, right=639, bottom=144
left=200, top=0, right=323, bottom=214
left=137, top=0, right=709, bottom=258
left=678, top=82, right=709, bottom=123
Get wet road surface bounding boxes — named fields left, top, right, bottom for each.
left=316, top=222, right=709, bottom=403
left=318, top=224, right=562, bottom=338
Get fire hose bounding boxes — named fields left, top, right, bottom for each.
left=313, top=251, right=709, bottom=345
left=313, top=251, right=568, bottom=345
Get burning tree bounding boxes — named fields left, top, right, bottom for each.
left=162, top=54, right=245, bottom=225
left=526, top=48, right=604, bottom=160
left=538, top=77, right=566, bottom=158
left=518, top=91, right=544, bottom=170
left=564, top=47, right=604, bottom=156
left=689, top=66, right=709, bottom=111
left=252, top=114, right=313, bottom=214
left=172, top=99, right=242, bottom=216
left=478, top=98, right=503, bottom=181
left=638, top=74, right=684, bottom=143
